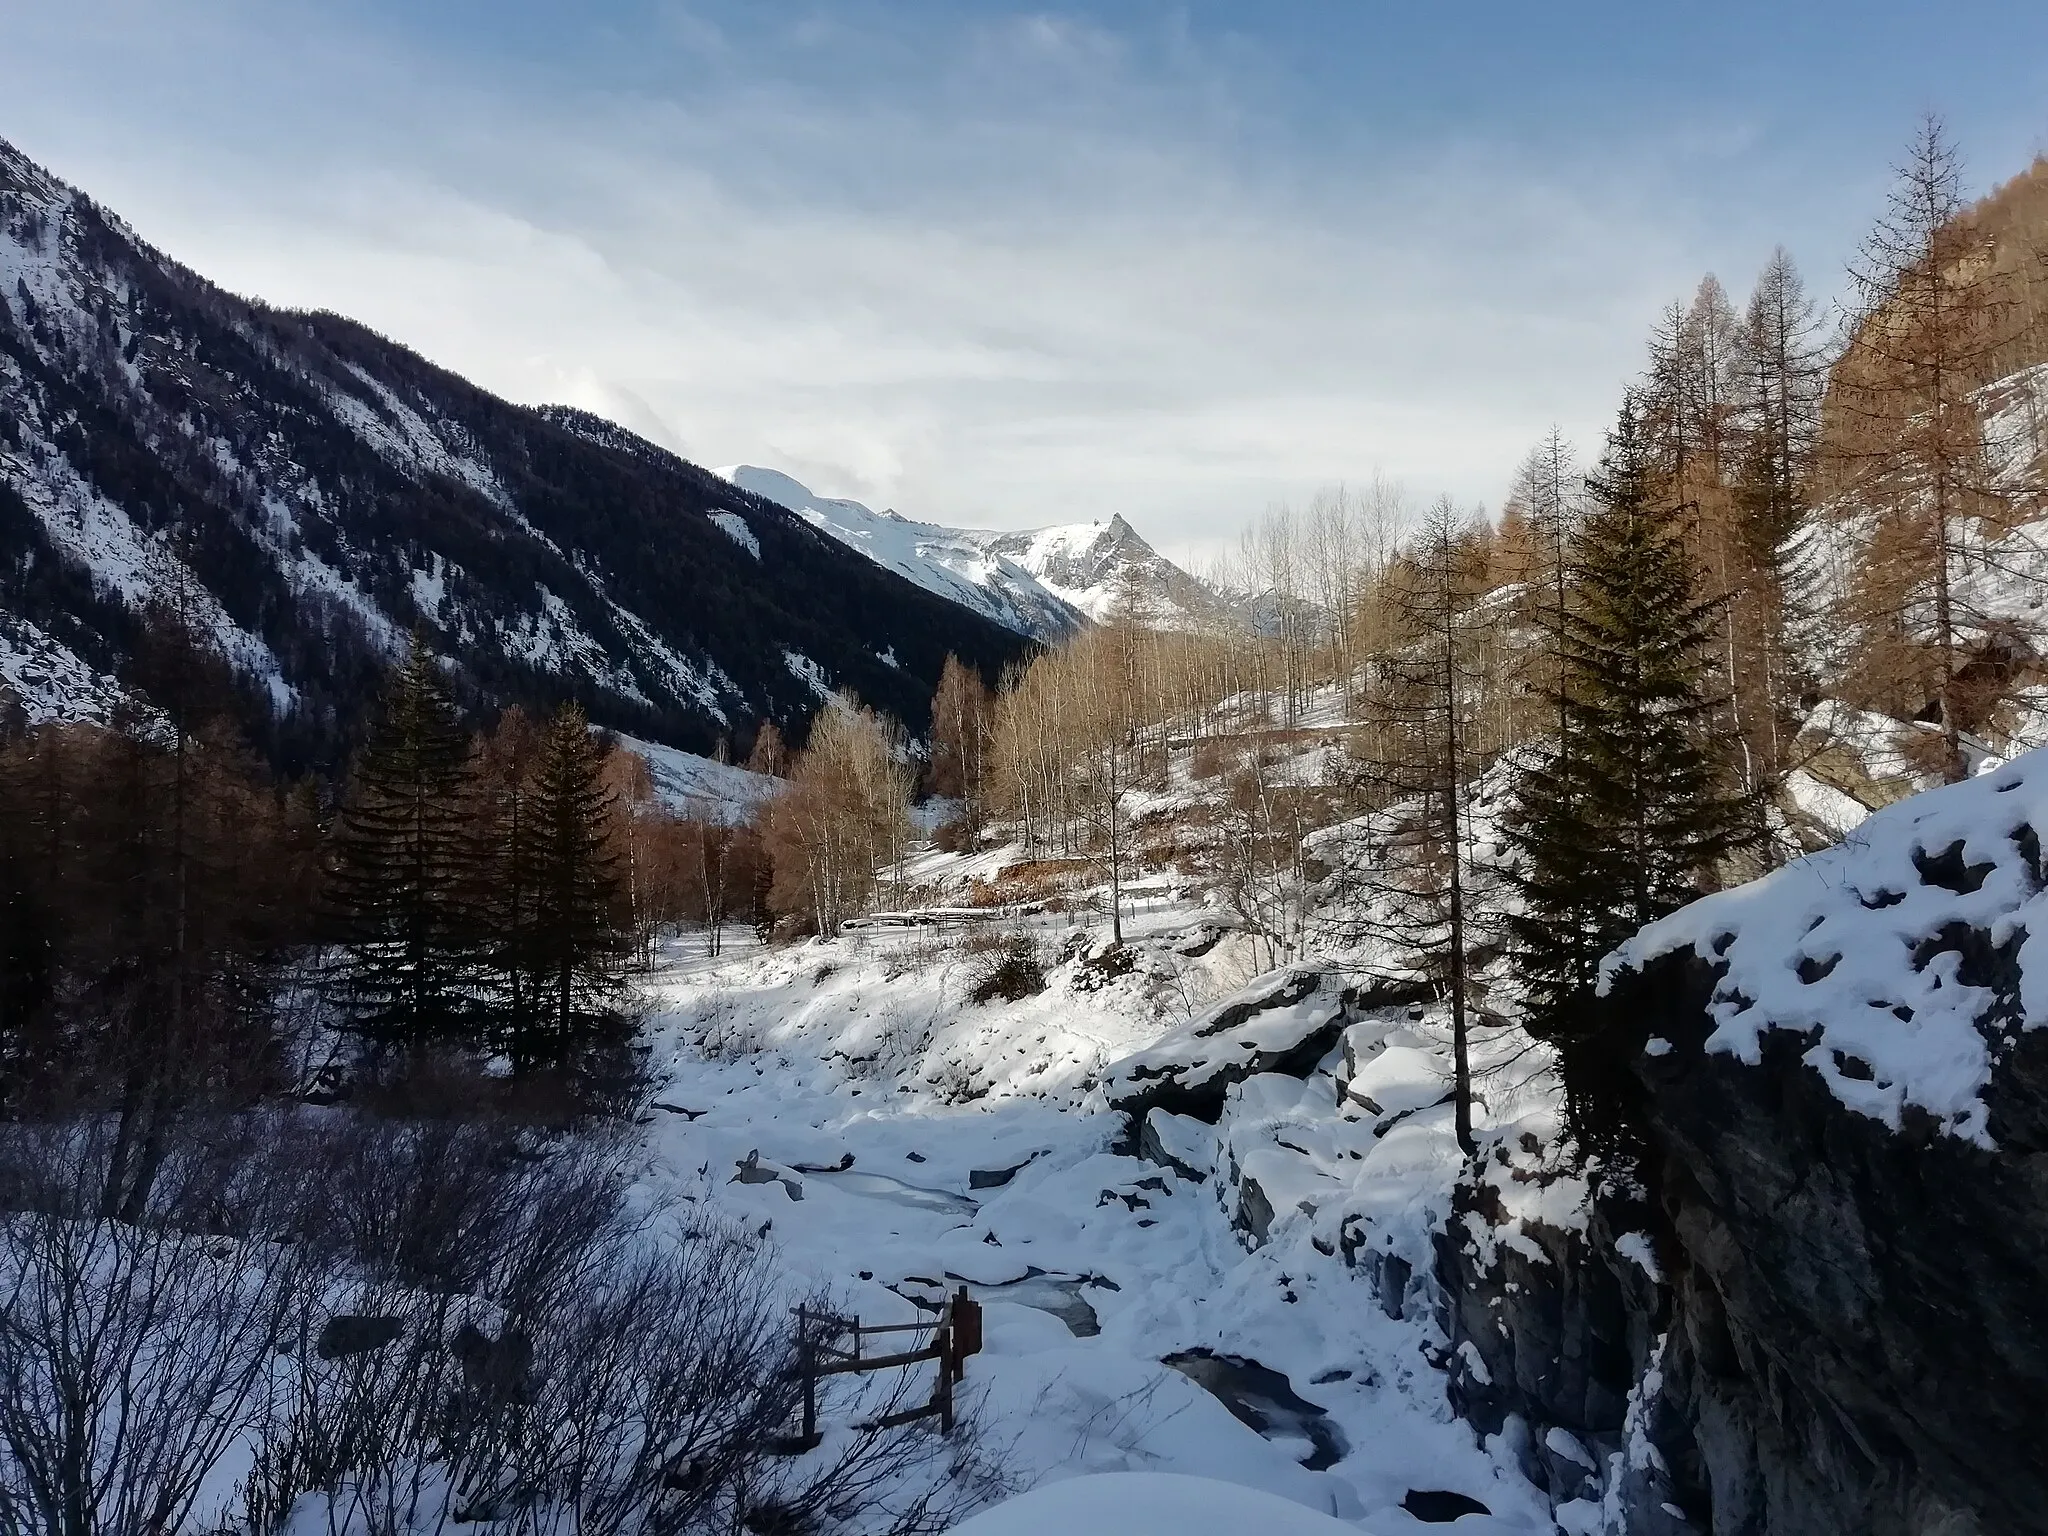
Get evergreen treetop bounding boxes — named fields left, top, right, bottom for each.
left=1510, top=404, right=1760, bottom=1068
left=495, top=703, right=628, bottom=1072
left=323, top=636, right=488, bottom=1049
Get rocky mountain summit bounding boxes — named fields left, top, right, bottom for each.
left=722, top=463, right=1230, bottom=639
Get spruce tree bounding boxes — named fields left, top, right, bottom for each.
left=499, top=704, right=627, bottom=1072
left=324, top=637, right=487, bottom=1050
left=1509, top=403, right=1759, bottom=1140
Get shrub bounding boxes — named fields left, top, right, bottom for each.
left=961, top=930, right=1046, bottom=1005
left=0, top=1113, right=978, bottom=1536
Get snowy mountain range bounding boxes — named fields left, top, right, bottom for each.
left=722, top=465, right=1227, bottom=639
left=0, top=139, right=1031, bottom=767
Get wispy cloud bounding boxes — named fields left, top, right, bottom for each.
left=5, top=1, right=2037, bottom=555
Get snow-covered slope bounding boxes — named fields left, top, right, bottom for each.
left=946, top=1473, right=1363, bottom=1535
left=977, top=516, right=1226, bottom=631
left=618, top=734, right=781, bottom=825
left=0, top=138, right=1032, bottom=763
left=722, top=466, right=1226, bottom=636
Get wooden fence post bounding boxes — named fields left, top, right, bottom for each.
left=799, top=1309, right=818, bottom=1448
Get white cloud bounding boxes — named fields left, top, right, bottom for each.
left=0, top=2, right=1873, bottom=559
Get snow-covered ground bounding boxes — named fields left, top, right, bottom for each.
left=632, top=906, right=1561, bottom=1534
left=618, top=733, right=781, bottom=824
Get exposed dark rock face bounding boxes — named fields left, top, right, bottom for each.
left=1438, top=944, right=2048, bottom=1535
left=315, top=1313, right=406, bottom=1359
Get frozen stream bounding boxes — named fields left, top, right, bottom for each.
left=809, top=1167, right=983, bottom=1217
left=643, top=930, right=1555, bottom=1533
left=1162, top=1348, right=1350, bottom=1471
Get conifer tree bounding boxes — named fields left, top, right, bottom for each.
left=1731, top=247, right=1827, bottom=788
left=324, top=637, right=487, bottom=1050
left=498, top=704, right=627, bottom=1071
left=477, top=706, right=544, bottom=1033
left=1830, top=115, right=2036, bottom=781
left=1509, top=403, right=1759, bottom=1140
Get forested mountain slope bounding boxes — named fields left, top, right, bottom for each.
left=0, top=138, right=1032, bottom=771
left=1809, top=152, right=2048, bottom=785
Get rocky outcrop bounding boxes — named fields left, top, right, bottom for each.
left=1641, top=947, right=2048, bottom=1536
left=1434, top=748, right=2048, bottom=1535
left=1105, top=967, right=1428, bottom=1124
left=1441, top=944, right=2048, bottom=1536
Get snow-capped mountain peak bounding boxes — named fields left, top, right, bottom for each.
left=720, top=466, right=1222, bottom=638
left=718, top=466, right=1084, bottom=641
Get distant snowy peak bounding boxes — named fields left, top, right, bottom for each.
left=719, top=466, right=1083, bottom=642
left=979, top=515, right=1224, bottom=631
left=720, top=466, right=1222, bottom=637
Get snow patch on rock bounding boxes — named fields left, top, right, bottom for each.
left=1606, top=745, right=2048, bottom=1145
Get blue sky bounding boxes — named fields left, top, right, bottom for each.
left=4, top=2, right=2046, bottom=558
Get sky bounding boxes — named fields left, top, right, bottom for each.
left=3, top=2, right=2047, bottom=563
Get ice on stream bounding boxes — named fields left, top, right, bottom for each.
left=639, top=926, right=1557, bottom=1533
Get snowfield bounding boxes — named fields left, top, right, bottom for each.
left=634, top=905, right=1564, bottom=1534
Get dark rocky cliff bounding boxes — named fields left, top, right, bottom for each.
left=1439, top=948, right=2048, bottom=1536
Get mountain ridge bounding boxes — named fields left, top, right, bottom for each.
left=719, top=463, right=1227, bottom=637
left=0, top=137, right=1033, bottom=768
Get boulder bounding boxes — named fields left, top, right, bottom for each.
left=731, top=1149, right=804, bottom=1200
left=1137, top=1108, right=1216, bottom=1183
left=1339, top=1044, right=1449, bottom=1134
left=1106, top=967, right=1424, bottom=1123
left=1229, top=1144, right=1336, bottom=1248
left=316, top=1314, right=405, bottom=1360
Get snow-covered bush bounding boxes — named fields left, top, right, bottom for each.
left=961, top=930, right=1047, bottom=1006
left=0, top=1113, right=977, bottom=1536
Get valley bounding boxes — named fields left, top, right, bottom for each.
left=3, top=56, right=2048, bottom=1536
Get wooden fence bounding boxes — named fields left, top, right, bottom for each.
left=777, top=1287, right=983, bottom=1451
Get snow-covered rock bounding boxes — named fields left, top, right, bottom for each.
left=1480, top=744, right=2048, bottom=1536
left=1137, top=1108, right=1216, bottom=1183
left=1606, top=743, right=2048, bottom=1145
left=1340, top=1044, right=1451, bottom=1135
left=1103, top=968, right=1355, bottom=1124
